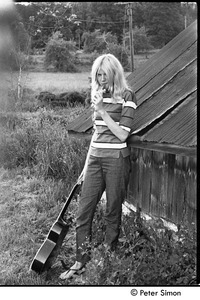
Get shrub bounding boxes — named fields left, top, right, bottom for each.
left=73, top=207, right=196, bottom=285
left=44, top=31, right=78, bottom=72
left=37, top=90, right=87, bottom=107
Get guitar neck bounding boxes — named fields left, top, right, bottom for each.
left=57, top=183, right=81, bottom=222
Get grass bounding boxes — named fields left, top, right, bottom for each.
left=21, top=71, right=91, bottom=94
left=0, top=165, right=196, bottom=285
left=18, top=51, right=154, bottom=94
left=0, top=105, right=90, bottom=285
left=2, top=51, right=155, bottom=101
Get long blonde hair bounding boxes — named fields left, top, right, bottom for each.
left=91, top=53, right=130, bottom=101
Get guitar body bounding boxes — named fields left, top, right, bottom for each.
left=30, top=182, right=81, bottom=274
left=30, top=220, right=70, bottom=273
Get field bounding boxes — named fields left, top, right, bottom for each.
left=21, top=71, right=91, bottom=94
left=0, top=51, right=196, bottom=287
left=21, top=52, right=151, bottom=94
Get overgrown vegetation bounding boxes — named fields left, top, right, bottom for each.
left=0, top=108, right=89, bottom=175
left=0, top=172, right=196, bottom=285
left=44, top=31, right=78, bottom=72
left=80, top=207, right=196, bottom=285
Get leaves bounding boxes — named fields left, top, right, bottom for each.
left=82, top=208, right=196, bottom=285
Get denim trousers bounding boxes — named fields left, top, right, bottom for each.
left=75, top=153, right=131, bottom=264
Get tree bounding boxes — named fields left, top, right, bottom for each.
left=73, top=2, right=126, bottom=44
left=104, top=42, right=129, bottom=71
left=44, top=31, right=77, bottom=72
left=16, top=2, right=76, bottom=49
left=82, top=30, right=117, bottom=53
left=144, top=2, right=184, bottom=48
left=124, top=26, right=153, bottom=54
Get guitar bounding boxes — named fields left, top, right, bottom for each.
left=30, top=181, right=82, bottom=274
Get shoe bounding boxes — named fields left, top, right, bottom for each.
left=59, top=265, right=85, bottom=280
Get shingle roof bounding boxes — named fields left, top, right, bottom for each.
left=67, top=21, right=197, bottom=148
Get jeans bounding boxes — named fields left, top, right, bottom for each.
left=75, top=153, right=131, bottom=264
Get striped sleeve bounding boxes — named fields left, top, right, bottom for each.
left=119, top=90, right=137, bottom=133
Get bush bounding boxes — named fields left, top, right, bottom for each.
left=81, top=208, right=196, bottom=285
left=37, top=90, right=87, bottom=107
left=44, top=31, right=78, bottom=72
left=16, top=88, right=39, bottom=112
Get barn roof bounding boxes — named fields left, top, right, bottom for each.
left=67, top=21, right=197, bottom=150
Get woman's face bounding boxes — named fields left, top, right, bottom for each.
left=97, top=68, right=109, bottom=90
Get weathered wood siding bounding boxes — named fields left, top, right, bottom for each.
left=128, top=148, right=196, bottom=227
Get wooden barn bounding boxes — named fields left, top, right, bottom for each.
left=67, top=21, right=197, bottom=229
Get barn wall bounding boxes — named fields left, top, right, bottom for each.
left=128, top=148, right=196, bottom=228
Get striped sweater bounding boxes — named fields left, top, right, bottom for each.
left=90, top=89, right=137, bottom=158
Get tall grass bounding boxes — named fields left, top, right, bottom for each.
left=0, top=108, right=89, bottom=178
left=0, top=104, right=90, bottom=285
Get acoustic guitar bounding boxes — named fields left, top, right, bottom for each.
left=30, top=181, right=82, bottom=274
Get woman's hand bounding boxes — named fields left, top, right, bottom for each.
left=91, top=89, right=105, bottom=113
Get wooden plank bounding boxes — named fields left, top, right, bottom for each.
left=184, top=157, right=197, bottom=227
left=137, top=149, right=143, bottom=209
left=128, top=140, right=197, bottom=158
left=172, top=156, right=186, bottom=224
left=141, top=149, right=152, bottom=213
left=165, top=154, right=175, bottom=220
left=128, top=148, right=140, bottom=207
left=150, top=151, right=164, bottom=217
left=159, top=153, right=168, bottom=219
left=127, top=149, right=196, bottom=227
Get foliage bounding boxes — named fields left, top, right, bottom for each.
left=0, top=108, right=89, bottom=179
left=104, top=42, right=130, bottom=71
left=44, top=31, right=78, bottom=72
left=70, top=2, right=126, bottom=44
left=1, top=14, right=31, bottom=71
left=82, top=30, right=117, bottom=53
left=144, top=2, right=185, bottom=47
left=15, top=2, right=197, bottom=52
left=37, top=90, right=87, bottom=108
left=124, top=26, right=154, bottom=54
left=34, top=113, right=88, bottom=180
left=81, top=30, right=129, bottom=69
left=15, top=2, right=75, bottom=49
left=79, top=207, right=197, bottom=285
left=12, top=20, right=30, bottom=53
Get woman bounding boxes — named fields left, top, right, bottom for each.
left=60, top=53, right=137, bottom=280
